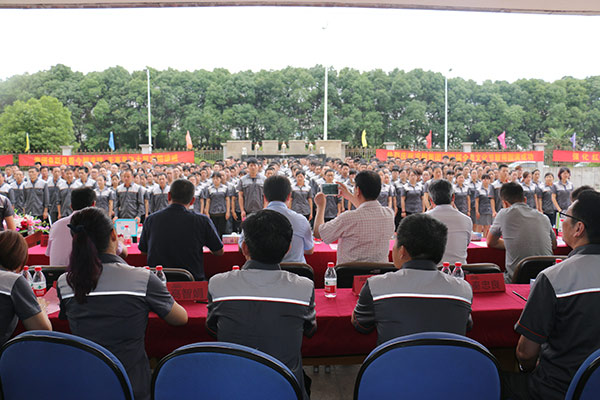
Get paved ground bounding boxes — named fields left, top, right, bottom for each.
left=305, top=364, right=361, bottom=400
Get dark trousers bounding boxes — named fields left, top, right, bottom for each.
left=394, top=209, right=402, bottom=229
left=231, top=214, right=242, bottom=233
left=501, top=371, right=532, bottom=400
left=210, top=214, right=227, bottom=238
left=544, top=212, right=557, bottom=227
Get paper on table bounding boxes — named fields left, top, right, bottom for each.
left=329, top=244, right=338, bottom=251
left=471, top=241, right=488, bottom=248
left=42, top=287, right=61, bottom=315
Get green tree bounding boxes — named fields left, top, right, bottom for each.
left=0, top=96, right=75, bottom=152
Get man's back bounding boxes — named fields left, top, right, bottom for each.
left=46, top=213, right=74, bottom=265
left=515, top=246, right=600, bottom=399
left=353, top=261, right=472, bottom=345
left=426, top=205, right=473, bottom=265
left=266, top=201, right=313, bottom=263
left=207, top=262, right=316, bottom=399
left=490, top=202, right=554, bottom=280
left=138, top=204, right=222, bottom=280
left=319, top=200, right=395, bottom=264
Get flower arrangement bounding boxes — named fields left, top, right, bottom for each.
left=13, top=213, right=50, bottom=236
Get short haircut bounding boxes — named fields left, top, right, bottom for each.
left=396, top=214, right=447, bottom=264
left=572, top=190, right=600, bottom=244
left=264, top=175, right=291, bottom=203
left=0, top=230, right=28, bottom=271
left=572, top=185, right=594, bottom=202
left=428, top=179, right=453, bottom=205
left=28, top=167, right=40, bottom=173
left=170, top=179, right=195, bottom=204
left=498, top=164, right=509, bottom=170
left=246, top=158, right=259, bottom=165
left=71, top=188, right=97, bottom=211
left=500, top=182, right=525, bottom=205
left=558, top=167, right=571, bottom=180
left=241, top=209, right=292, bottom=264
left=355, top=170, right=381, bottom=201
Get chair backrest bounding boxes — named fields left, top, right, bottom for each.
left=152, top=342, right=302, bottom=400
left=354, top=332, right=501, bottom=400
left=40, top=265, right=67, bottom=290
left=462, top=263, right=502, bottom=275
left=280, top=263, right=314, bottom=282
left=565, top=347, right=600, bottom=400
left=0, top=330, right=133, bottom=400
left=150, top=267, right=195, bottom=282
left=335, top=263, right=396, bottom=288
left=512, top=256, right=567, bottom=284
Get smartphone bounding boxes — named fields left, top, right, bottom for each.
left=322, top=183, right=339, bottom=196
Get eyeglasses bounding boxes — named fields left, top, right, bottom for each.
left=558, top=210, right=587, bottom=227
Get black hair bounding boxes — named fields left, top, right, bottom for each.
left=396, top=214, right=447, bottom=264
left=71, top=188, right=97, bottom=211
left=500, top=182, right=525, bottom=205
left=241, top=210, right=292, bottom=264
left=571, top=185, right=594, bottom=202
left=572, top=190, right=600, bottom=244
left=482, top=174, right=491, bottom=180
left=428, top=179, right=453, bottom=205
left=558, top=167, right=571, bottom=181
left=498, top=164, right=509, bottom=170
left=170, top=179, right=195, bottom=204
left=67, top=207, right=113, bottom=304
left=246, top=158, right=259, bottom=165
left=545, top=172, right=554, bottom=178
left=355, top=170, right=381, bottom=200
left=264, top=175, right=291, bottom=203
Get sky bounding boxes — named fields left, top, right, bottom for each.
left=0, top=6, right=599, bottom=83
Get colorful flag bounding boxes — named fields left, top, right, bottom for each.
left=497, top=131, right=507, bottom=149
left=108, top=131, right=115, bottom=151
left=25, top=132, right=30, bottom=152
left=186, top=130, right=193, bottom=150
left=361, top=130, right=367, bottom=148
left=570, top=132, right=577, bottom=149
left=426, top=130, right=432, bottom=149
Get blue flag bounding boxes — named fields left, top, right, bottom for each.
left=570, top=132, right=576, bottom=149
left=108, top=131, right=115, bottom=151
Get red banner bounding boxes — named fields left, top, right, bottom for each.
left=553, top=150, right=600, bottom=163
left=375, top=149, right=544, bottom=163
left=18, top=151, right=195, bottom=166
left=0, top=155, right=14, bottom=166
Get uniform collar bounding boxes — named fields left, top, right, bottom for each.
left=267, top=201, right=287, bottom=210
left=358, top=200, right=381, bottom=209
left=401, top=259, right=438, bottom=271
left=242, top=259, right=281, bottom=271
left=568, top=243, right=600, bottom=257
left=99, top=253, right=127, bottom=264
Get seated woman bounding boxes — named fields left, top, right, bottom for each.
left=0, top=230, right=52, bottom=345
left=57, top=207, right=188, bottom=400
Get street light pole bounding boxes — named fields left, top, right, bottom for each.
left=322, top=24, right=328, bottom=141
left=147, top=68, right=152, bottom=148
left=444, top=68, right=452, bottom=152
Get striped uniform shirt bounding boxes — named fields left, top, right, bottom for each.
left=0, top=270, right=41, bottom=345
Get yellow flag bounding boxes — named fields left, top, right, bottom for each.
left=361, top=129, right=367, bottom=148
left=25, top=132, right=30, bottom=152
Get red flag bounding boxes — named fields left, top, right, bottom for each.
left=426, top=130, right=432, bottom=149
left=185, top=130, right=193, bottom=150
left=497, top=131, right=507, bottom=149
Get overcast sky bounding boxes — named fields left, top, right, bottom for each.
left=0, top=7, right=598, bottom=83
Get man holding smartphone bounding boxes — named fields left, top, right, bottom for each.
left=319, top=169, right=342, bottom=222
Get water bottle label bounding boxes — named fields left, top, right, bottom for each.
left=33, top=283, right=46, bottom=297
left=324, top=283, right=337, bottom=294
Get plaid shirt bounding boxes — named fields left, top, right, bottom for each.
left=320, top=200, right=395, bottom=265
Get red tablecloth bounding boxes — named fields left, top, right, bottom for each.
left=29, top=241, right=570, bottom=289
left=44, top=285, right=530, bottom=359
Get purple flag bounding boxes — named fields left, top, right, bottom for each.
left=570, top=132, right=576, bottom=149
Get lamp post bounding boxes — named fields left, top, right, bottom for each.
left=147, top=68, right=152, bottom=149
left=444, top=68, right=452, bottom=152
left=322, top=23, right=328, bottom=141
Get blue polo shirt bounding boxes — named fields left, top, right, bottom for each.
left=139, top=203, right=223, bottom=280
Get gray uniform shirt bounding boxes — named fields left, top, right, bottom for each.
left=0, top=270, right=41, bottom=345
left=237, top=174, right=266, bottom=213
left=115, top=183, right=145, bottom=219
left=552, top=181, right=573, bottom=211
left=290, top=183, right=313, bottom=216
left=94, top=187, right=115, bottom=214
left=538, top=183, right=556, bottom=213
left=46, top=178, right=64, bottom=215
left=205, top=184, right=229, bottom=215
left=521, top=182, right=538, bottom=209
left=149, top=184, right=170, bottom=214
left=453, top=183, right=470, bottom=215
left=0, top=195, right=14, bottom=231
left=490, top=202, right=555, bottom=281
left=23, top=179, right=49, bottom=216
left=58, top=180, right=77, bottom=217
left=8, top=181, right=25, bottom=214
left=403, top=182, right=423, bottom=213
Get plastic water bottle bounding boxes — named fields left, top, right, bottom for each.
left=155, top=265, right=167, bottom=285
left=441, top=262, right=451, bottom=274
left=27, top=221, right=34, bottom=236
left=232, top=265, right=240, bottom=271
left=22, top=266, right=33, bottom=288
left=324, top=262, right=337, bottom=298
left=452, top=262, right=464, bottom=279
left=32, top=266, right=46, bottom=297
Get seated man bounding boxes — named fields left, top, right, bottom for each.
left=139, top=179, right=223, bottom=281
left=207, top=210, right=316, bottom=400
left=352, top=213, right=473, bottom=345
left=314, top=170, right=395, bottom=265
left=506, top=191, right=600, bottom=400
left=487, top=182, right=556, bottom=282
left=238, top=175, right=313, bottom=263
left=425, top=179, right=473, bottom=266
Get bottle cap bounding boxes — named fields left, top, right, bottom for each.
left=327, top=262, right=334, bottom=268
left=156, top=266, right=163, bottom=271
left=454, top=262, right=462, bottom=267
left=232, top=265, right=240, bottom=270
left=34, top=266, right=42, bottom=271
left=23, top=266, right=29, bottom=271
left=555, top=258, right=562, bottom=264
left=443, top=262, right=450, bottom=267
left=145, top=266, right=151, bottom=270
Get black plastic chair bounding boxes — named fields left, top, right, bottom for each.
left=566, top=347, right=600, bottom=400
left=512, top=256, right=567, bottom=284
left=335, top=263, right=396, bottom=288
left=151, top=268, right=195, bottom=282
left=40, top=265, right=67, bottom=290
left=462, top=263, right=502, bottom=275
left=280, top=263, right=314, bottom=282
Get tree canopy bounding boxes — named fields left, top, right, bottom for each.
left=0, top=64, right=599, bottom=152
